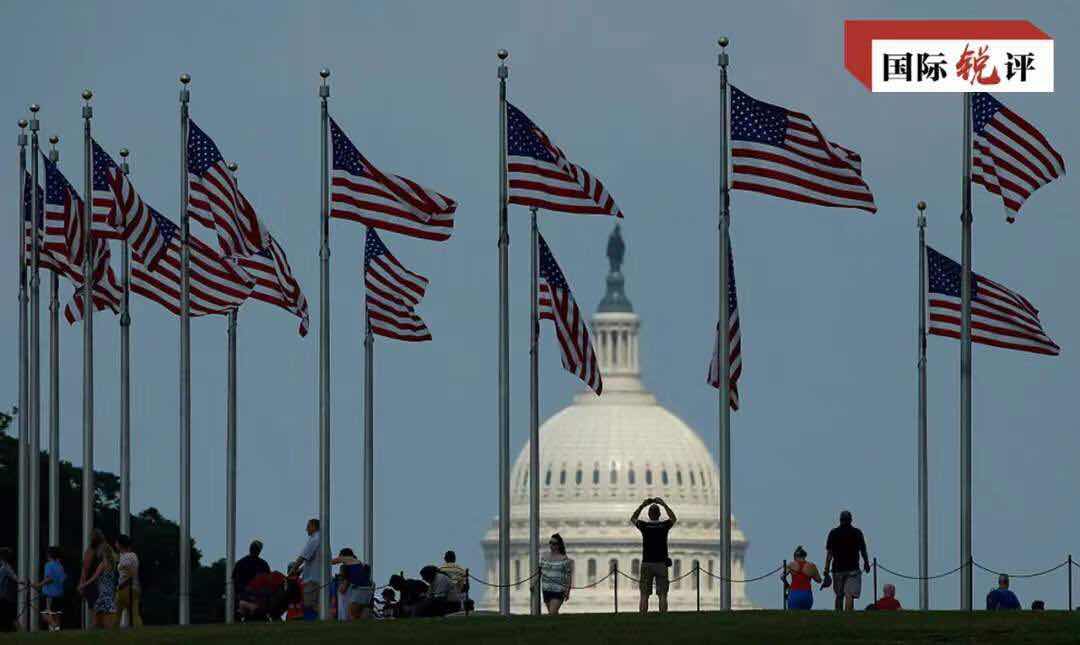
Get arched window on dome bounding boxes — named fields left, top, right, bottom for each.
left=661, top=469, right=669, bottom=485
left=707, top=560, right=715, bottom=590
left=609, top=559, right=618, bottom=588
left=700, top=469, right=708, bottom=489
left=628, top=467, right=636, bottom=485
left=689, top=470, right=696, bottom=486
left=645, top=468, right=653, bottom=485
left=631, top=559, right=640, bottom=578
left=545, top=468, right=552, bottom=487
left=587, top=558, right=597, bottom=584
left=592, top=463, right=600, bottom=485
left=609, top=462, right=617, bottom=485
left=676, top=470, right=683, bottom=486
left=575, top=467, right=582, bottom=486
left=559, top=466, right=567, bottom=486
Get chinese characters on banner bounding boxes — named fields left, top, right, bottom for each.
left=869, top=39, right=1052, bottom=93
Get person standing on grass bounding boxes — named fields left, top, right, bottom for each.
left=80, top=539, right=119, bottom=628
left=34, top=546, right=67, bottom=631
left=823, top=510, right=871, bottom=611
left=288, top=519, right=324, bottom=616
left=631, top=497, right=677, bottom=614
left=538, top=533, right=573, bottom=615
left=79, top=529, right=106, bottom=626
left=782, top=546, right=821, bottom=610
left=115, top=535, right=142, bottom=627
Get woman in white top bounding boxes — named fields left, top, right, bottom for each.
left=538, top=533, right=573, bottom=615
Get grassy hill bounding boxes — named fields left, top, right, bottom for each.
left=5, top=611, right=1080, bottom=644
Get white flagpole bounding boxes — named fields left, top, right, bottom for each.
left=80, top=96, right=96, bottom=608
left=496, top=48, right=511, bottom=616
left=224, top=161, right=240, bottom=624
left=16, top=117, right=29, bottom=633
left=318, top=68, right=332, bottom=621
left=28, top=104, right=42, bottom=629
left=716, top=37, right=732, bottom=611
left=915, top=200, right=928, bottom=611
left=528, top=206, right=540, bottom=615
left=959, top=93, right=973, bottom=611
left=118, top=148, right=132, bottom=537
left=178, top=74, right=192, bottom=626
left=47, top=137, right=61, bottom=548
left=363, top=287, right=374, bottom=580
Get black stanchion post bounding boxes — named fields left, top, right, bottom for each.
left=1068, top=554, right=1073, bottom=611
left=613, top=561, right=618, bottom=614
left=696, top=561, right=700, bottom=612
left=465, top=568, right=470, bottom=617
left=782, top=559, right=787, bottom=610
left=873, top=557, right=878, bottom=604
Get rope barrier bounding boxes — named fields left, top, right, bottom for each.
left=700, top=564, right=783, bottom=584
left=876, top=561, right=969, bottom=581
left=972, top=559, right=1069, bottom=579
left=466, top=570, right=539, bottom=589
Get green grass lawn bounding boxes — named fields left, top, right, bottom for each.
left=4, top=611, right=1079, bottom=644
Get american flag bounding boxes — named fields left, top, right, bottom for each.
left=537, top=233, right=602, bottom=395
left=131, top=210, right=252, bottom=316
left=363, top=228, right=432, bottom=342
left=63, top=264, right=123, bottom=324
left=91, top=140, right=168, bottom=269
left=23, top=171, right=72, bottom=277
left=731, top=86, right=877, bottom=213
left=707, top=237, right=742, bottom=409
left=236, top=235, right=310, bottom=336
left=506, top=102, right=623, bottom=217
left=330, top=117, right=457, bottom=241
left=927, top=245, right=1059, bottom=356
left=972, top=93, right=1065, bottom=223
left=187, top=120, right=270, bottom=257
left=43, top=156, right=87, bottom=267
left=90, top=140, right=128, bottom=238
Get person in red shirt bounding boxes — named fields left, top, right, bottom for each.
left=873, top=583, right=902, bottom=611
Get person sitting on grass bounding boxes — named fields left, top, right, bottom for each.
left=414, top=565, right=456, bottom=617
left=986, top=574, right=1021, bottom=610
left=388, top=573, right=429, bottom=617
left=872, top=583, right=902, bottom=610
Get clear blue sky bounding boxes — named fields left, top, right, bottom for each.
left=3, top=1, right=1078, bottom=609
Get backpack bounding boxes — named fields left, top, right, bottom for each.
left=345, top=563, right=372, bottom=587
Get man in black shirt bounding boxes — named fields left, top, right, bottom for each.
left=233, top=540, right=271, bottom=600
left=823, top=510, right=870, bottom=611
left=630, top=497, right=677, bottom=614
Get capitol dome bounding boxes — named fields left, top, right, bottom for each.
left=480, top=224, right=750, bottom=612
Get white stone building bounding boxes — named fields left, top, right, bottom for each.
left=480, top=225, right=751, bottom=613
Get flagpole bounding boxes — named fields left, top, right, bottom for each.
left=915, top=200, right=928, bottom=611
left=716, top=37, right=733, bottom=611
left=178, top=74, right=192, bottom=627
left=496, top=48, right=511, bottom=616
left=318, top=67, right=332, bottom=621
left=28, top=104, right=42, bottom=628
left=80, top=97, right=97, bottom=618
left=119, top=148, right=132, bottom=536
left=47, top=137, right=61, bottom=548
left=363, top=295, right=374, bottom=580
left=16, top=117, right=29, bottom=633
left=959, top=92, right=973, bottom=612
left=225, top=161, right=240, bottom=625
left=528, top=206, right=540, bottom=616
